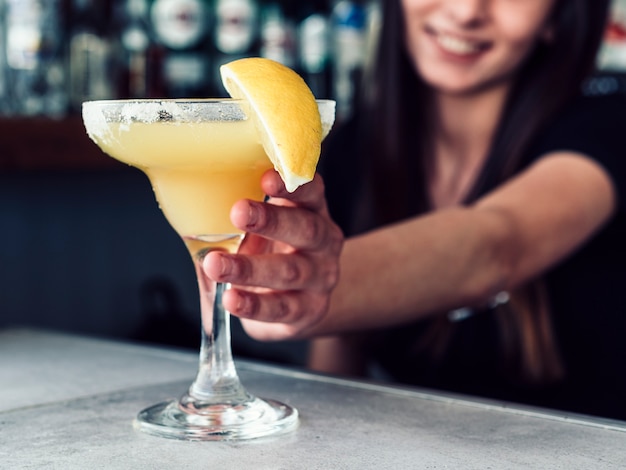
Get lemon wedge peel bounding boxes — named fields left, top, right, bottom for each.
left=220, top=58, right=324, bottom=193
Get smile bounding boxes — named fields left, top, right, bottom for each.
left=427, top=26, right=491, bottom=56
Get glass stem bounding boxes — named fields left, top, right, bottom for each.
left=185, top=251, right=251, bottom=405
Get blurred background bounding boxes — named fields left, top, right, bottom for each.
left=0, top=0, right=625, bottom=366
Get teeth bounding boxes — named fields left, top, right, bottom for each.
left=436, top=34, right=482, bottom=55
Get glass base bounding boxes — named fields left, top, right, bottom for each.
left=134, top=396, right=299, bottom=441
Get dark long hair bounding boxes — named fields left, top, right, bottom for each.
left=351, top=0, right=610, bottom=383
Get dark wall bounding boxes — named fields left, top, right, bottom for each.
left=0, top=168, right=306, bottom=365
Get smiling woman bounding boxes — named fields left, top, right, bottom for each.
left=199, top=0, right=626, bottom=422
left=309, top=0, right=624, bottom=419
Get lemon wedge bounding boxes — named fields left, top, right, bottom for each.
left=220, top=57, right=325, bottom=193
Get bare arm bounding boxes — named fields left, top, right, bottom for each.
left=204, top=152, right=616, bottom=341
left=310, top=152, right=617, bottom=374
left=324, top=153, right=616, bottom=331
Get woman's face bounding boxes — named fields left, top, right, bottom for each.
left=401, top=0, right=557, bottom=96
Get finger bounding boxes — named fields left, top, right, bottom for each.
left=261, top=170, right=329, bottom=214
left=204, top=251, right=339, bottom=291
left=236, top=232, right=273, bottom=256
left=222, top=287, right=328, bottom=330
left=229, top=199, right=342, bottom=251
left=238, top=318, right=301, bottom=342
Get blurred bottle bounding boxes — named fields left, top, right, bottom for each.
left=259, top=2, right=297, bottom=69
left=0, top=0, right=10, bottom=116
left=212, top=0, right=259, bottom=95
left=116, top=0, right=160, bottom=98
left=151, top=0, right=212, bottom=98
left=298, top=1, right=331, bottom=98
left=330, top=0, right=368, bottom=121
left=68, top=0, right=115, bottom=112
left=5, top=0, right=68, bottom=117
left=597, top=0, right=626, bottom=72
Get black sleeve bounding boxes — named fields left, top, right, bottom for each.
left=526, top=93, right=626, bottom=210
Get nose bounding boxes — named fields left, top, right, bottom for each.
left=444, top=0, right=489, bottom=27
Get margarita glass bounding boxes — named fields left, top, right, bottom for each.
left=82, top=99, right=335, bottom=440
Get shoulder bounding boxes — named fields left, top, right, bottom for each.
left=526, top=92, right=626, bottom=202
left=528, top=92, right=626, bottom=162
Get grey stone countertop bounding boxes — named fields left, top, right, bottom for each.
left=2, top=327, right=626, bottom=469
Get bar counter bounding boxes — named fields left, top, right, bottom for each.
left=2, top=327, right=625, bottom=469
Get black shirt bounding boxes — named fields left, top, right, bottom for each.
left=320, top=93, right=626, bottom=421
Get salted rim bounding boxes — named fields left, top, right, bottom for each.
left=82, top=99, right=335, bottom=144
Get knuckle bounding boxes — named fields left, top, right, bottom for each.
left=231, top=255, right=253, bottom=280
left=273, top=295, right=291, bottom=321
left=316, top=222, right=344, bottom=255
left=234, top=290, right=260, bottom=319
left=323, top=262, right=340, bottom=289
left=265, top=205, right=284, bottom=233
left=300, top=216, right=321, bottom=243
left=282, top=260, right=303, bottom=284
left=330, top=225, right=345, bottom=251
left=250, top=202, right=277, bottom=232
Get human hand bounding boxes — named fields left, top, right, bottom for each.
left=202, top=169, right=344, bottom=341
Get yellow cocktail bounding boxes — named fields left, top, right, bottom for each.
left=93, top=118, right=271, bottom=238
left=82, top=98, right=335, bottom=441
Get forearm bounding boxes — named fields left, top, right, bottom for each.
left=316, top=205, right=514, bottom=334
left=314, top=154, right=616, bottom=336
